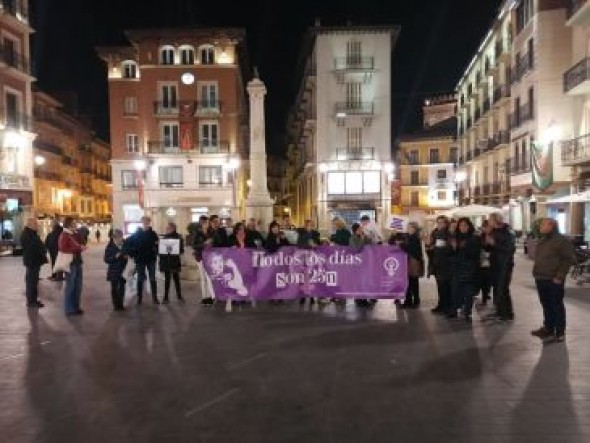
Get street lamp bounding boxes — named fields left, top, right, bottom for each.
left=34, top=155, right=46, bottom=166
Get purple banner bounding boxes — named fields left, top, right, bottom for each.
left=202, top=245, right=408, bottom=301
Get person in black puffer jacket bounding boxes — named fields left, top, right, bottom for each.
left=44, top=219, right=63, bottom=281
left=265, top=221, right=290, bottom=253
left=104, top=228, right=128, bottom=311
left=426, top=216, right=454, bottom=314
left=21, top=218, right=48, bottom=308
left=448, top=217, right=481, bottom=321
left=159, top=222, right=184, bottom=303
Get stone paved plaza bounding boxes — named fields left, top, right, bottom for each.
left=0, top=245, right=589, bottom=442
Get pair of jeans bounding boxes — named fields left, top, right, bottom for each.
left=453, top=280, right=478, bottom=316
left=535, top=279, right=566, bottom=334
left=25, top=266, right=40, bottom=305
left=110, top=278, right=126, bottom=309
left=163, top=271, right=181, bottom=300
left=136, top=260, right=158, bottom=301
left=64, top=263, right=83, bottom=314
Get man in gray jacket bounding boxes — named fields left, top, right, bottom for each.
left=531, top=218, right=575, bottom=343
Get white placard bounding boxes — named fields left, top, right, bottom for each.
left=159, top=239, right=180, bottom=255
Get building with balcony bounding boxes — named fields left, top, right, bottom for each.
left=456, top=0, right=514, bottom=222
left=0, top=0, right=35, bottom=241
left=33, top=91, right=112, bottom=232
left=286, top=24, right=399, bottom=231
left=561, top=0, right=590, bottom=240
left=398, top=97, right=458, bottom=222
left=97, top=28, right=249, bottom=234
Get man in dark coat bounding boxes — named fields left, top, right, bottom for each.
left=123, top=216, right=160, bottom=305
left=104, top=228, right=128, bottom=311
left=44, top=219, right=63, bottom=281
left=21, top=218, right=48, bottom=308
left=427, top=216, right=454, bottom=314
left=296, top=220, right=321, bottom=248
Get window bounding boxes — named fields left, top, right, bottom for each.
left=527, top=38, right=534, bottom=69
left=514, top=142, right=521, bottom=171
left=484, top=166, right=489, bottom=184
left=159, top=166, right=183, bottom=188
left=179, top=46, right=195, bottom=65
left=199, top=83, right=219, bottom=109
left=346, top=41, right=362, bottom=66
left=522, top=139, right=528, bottom=170
left=160, top=84, right=178, bottom=109
left=429, top=149, right=440, bottom=164
left=199, top=166, right=223, bottom=185
left=4, top=91, right=19, bottom=128
left=437, top=191, right=446, bottom=201
left=200, top=122, right=219, bottom=151
left=200, top=46, right=215, bottom=64
left=347, top=128, right=362, bottom=148
left=160, top=46, right=175, bottom=65
left=327, top=171, right=381, bottom=195
left=162, top=123, right=180, bottom=149
left=408, top=150, right=419, bottom=165
left=124, top=97, right=138, bottom=115
left=437, top=170, right=447, bottom=180
left=345, top=82, right=362, bottom=108
left=528, top=86, right=534, bottom=119
left=126, top=134, right=139, bottom=153
left=121, top=170, right=142, bottom=190
left=410, top=170, right=419, bottom=185
left=450, top=147, right=458, bottom=163
left=410, top=191, right=419, bottom=207
left=122, top=61, right=137, bottom=78
left=3, top=37, right=17, bottom=68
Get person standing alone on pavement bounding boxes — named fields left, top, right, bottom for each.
left=427, top=216, right=453, bottom=315
left=159, top=222, right=184, bottom=303
left=21, top=218, right=48, bottom=308
left=124, top=216, right=160, bottom=305
left=59, top=217, right=86, bottom=316
left=104, top=228, right=127, bottom=311
left=44, top=219, right=64, bottom=281
left=531, top=218, right=575, bottom=343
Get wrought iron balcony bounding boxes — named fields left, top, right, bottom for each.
left=561, top=133, right=590, bottom=165
left=564, top=57, right=590, bottom=95
left=147, top=140, right=230, bottom=154
left=195, top=100, right=222, bottom=115
left=334, top=57, right=375, bottom=71
left=334, top=102, right=374, bottom=116
left=493, top=85, right=510, bottom=104
left=153, top=101, right=179, bottom=116
left=511, top=51, right=534, bottom=84
left=508, top=157, right=531, bottom=175
left=488, top=131, right=510, bottom=150
left=335, top=147, right=375, bottom=161
left=0, top=173, right=30, bottom=189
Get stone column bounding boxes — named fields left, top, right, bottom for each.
left=245, top=73, right=274, bottom=225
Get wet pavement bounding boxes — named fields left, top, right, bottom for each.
left=1, top=245, right=589, bottom=442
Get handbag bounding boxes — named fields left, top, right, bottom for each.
left=408, top=257, right=424, bottom=278
left=53, top=251, right=73, bottom=274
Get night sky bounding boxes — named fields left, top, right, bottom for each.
left=31, top=0, right=500, bottom=154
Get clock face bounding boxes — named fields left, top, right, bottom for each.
left=181, top=72, right=195, bottom=85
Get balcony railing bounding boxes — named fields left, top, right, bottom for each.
left=0, top=0, right=29, bottom=23
left=334, top=102, right=374, bottom=116
left=334, top=57, right=375, bottom=71
left=0, top=173, right=30, bottom=189
left=147, top=140, right=230, bottom=154
left=407, top=179, right=429, bottom=186
left=567, top=0, right=588, bottom=19
left=509, top=157, right=531, bottom=175
left=511, top=51, right=535, bottom=84
left=564, top=57, right=590, bottom=94
left=488, top=131, right=510, bottom=150
left=153, top=101, right=180, bottom=116
left=0, top=46, right=30, bottom=74
left=195, top=100, right=222, bottom=114
left=336, top=147, right=375, bottom=161
left=561, top=133, right=590, bottom=164
left=2, top=110, right=33, bottom=132
left=493, top=85, right=511, bottom=103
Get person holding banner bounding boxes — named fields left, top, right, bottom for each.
left=329, top=218, right=351, bottom=246
left=350, top=223, right=373, bottom=307
left=265, top=221, right=290, bottom=253
left=193, top=216, right=215, bottom=306
left=159, top=222, right=184, bottom=303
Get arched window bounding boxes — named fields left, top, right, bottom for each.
left=160, top=46, right=175, bottom=65
left=121, top=60, right=138, bottom=78
left=199, top=45, right=215, bottom=65
left=179, top=45, right=195, bottom=65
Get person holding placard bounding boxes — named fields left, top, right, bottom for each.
left=159, top=222, right=184, bottom=303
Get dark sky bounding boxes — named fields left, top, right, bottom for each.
left=31, top=0, right=501, bottom=155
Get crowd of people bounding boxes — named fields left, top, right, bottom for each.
left=19, top=211, right=576, bottom=343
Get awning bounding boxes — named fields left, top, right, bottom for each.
left=543, top=190, right=590, bottom=205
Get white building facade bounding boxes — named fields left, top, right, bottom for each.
left=288, top=25, right=400, bottom=233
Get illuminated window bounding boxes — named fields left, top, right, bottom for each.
left=200, top=46, right=215, bottom=64
left=363, top=171, right=380, bottom=193
left=159, top=166, right=183, bottom=188
left=327, top=172, right=345, bottom=194
left=126, top=134, right=139, bottom=153
left=160, top=46, right=175, bottom=65
left=121, top=61, right=138, bottom=78
left=327, top=171, right=381, bottom=195
left=179, top=46, right=195, bottom=65
left=199, top=166, right=223, bottom=185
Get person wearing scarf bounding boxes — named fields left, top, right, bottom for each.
left=58, top=216, right=86, bottom=316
